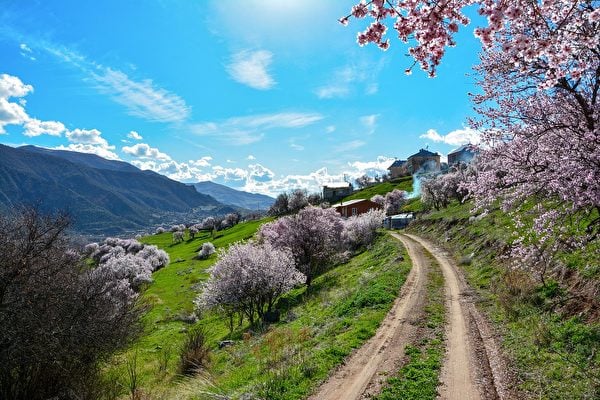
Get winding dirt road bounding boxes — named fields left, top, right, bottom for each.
left=308, top=233, right=515, bottom=400
left=308, top=233, right=428, bottom=400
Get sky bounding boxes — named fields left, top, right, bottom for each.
left=0, top=0, right=483, bottom=196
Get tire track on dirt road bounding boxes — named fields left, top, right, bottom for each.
left=308, top=233, right=428, bottom=400
left=405, top=234, right=516, bottom=400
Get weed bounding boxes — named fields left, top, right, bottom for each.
left=180, top=327, right=211, bottom=375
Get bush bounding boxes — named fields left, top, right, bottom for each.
left=0, top=208, right=141, bottom=400
left=197, top=242, right=216, bottom=260
left=179, top=327, right=211, bottom=375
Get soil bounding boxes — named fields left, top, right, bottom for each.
left=307, top=233, right=517, bottom=400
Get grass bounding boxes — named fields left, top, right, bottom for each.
left=104, top=223, right=412, bottom=400
left=342, top=176, right=413, bottom=202
left=102, top=218, right=271, bottom=395
left=408, top=201, right=600, bottom=399
left=375, top=250, right=445, bottom=400
left=183, top=234, right=411, bottom=400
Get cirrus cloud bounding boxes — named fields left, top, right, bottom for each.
left=226, top=50, right=275, bottom=90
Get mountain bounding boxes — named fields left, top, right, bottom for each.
left=0, top=145, right=231, bottom=236
left=192, top=181, right=274, bottom=210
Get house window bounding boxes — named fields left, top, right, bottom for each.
left=352, top=207, right=357, bottom=216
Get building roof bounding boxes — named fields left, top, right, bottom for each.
left=408, top=148, right=439, bottom=159
left=448, top=143, right=479, bottom=155
left=331, top=198, right=373, bottom=208
left=389, top=213, right=414, bottom=219
left=323, top=182, right=352, bottom=188
left=388, top=159, right=406, bottom=169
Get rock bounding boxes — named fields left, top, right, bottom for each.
left=460, top=252, right=475, bottom=265
left=218, top=340, right=235, bottom=349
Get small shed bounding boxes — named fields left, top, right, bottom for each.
left=384, top=213, right=414, bottom=229
left=332, top=199, right=381, bottom=218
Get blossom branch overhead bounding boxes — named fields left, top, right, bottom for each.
left=341, top=0, right=600, bottom=81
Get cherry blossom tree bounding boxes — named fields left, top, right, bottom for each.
left=371, top=194, right=385, bottom=207
left=384, top=189, right=407, bottom=215
left=344, top=1, right=599, bottom=275
left=196, top=242, right=304, bottom=327
left=197, top=242, right=216, bottom=260
left=259, top=206, right=344, bottom=286
left=87, top=237, right=169, bottom=291
left=342, top=209, right=385, bottom=250
left=173, top=230, right=185, bottom=243
left=341, top=1, right=600, bottom=81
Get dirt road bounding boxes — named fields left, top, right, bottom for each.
left=308, top=233, right=515, bottom=400
left=308, top=233, right=428, bottom=400
left=405, top=234, right=516, bottom=400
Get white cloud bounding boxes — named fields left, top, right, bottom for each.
left=66, top=128, right=109, bottom=146
left=0, top=73, right=34, bottom=98
left=189, top=156, right=212, bottom=168
left=133, top=153, right=396, bottom=198
left=315, top=61, right=384, bottom=99
left=326, top=125, right=336, bottom=133
left=247, top=154, right=256, bottom=160
left=226, top=50, right=275, bottom=90
left=0, top=74, right=33, bottom=133
left=54, top=143, right=120, bottom=160
left=19, top=43, right=36, bottom=61
left=420, top=127, right=481, bottom=146
left=190, top=111, right=323, bottom=145
left=348, top=156, right=396, bottom=175
left=212, top=166, right=248, bottom=181
left=40, top=44, right=190, bottom=123
left=122, top=143, right=171, bottom=161
left=315, top=86, right=349, bottom=99
left=61, top=128, right=119, bottom=159
left=365, top=83, right=378, bottom=95
left=360, top=114, right=379, bottom=135
left=127, top=130, right=143, bottom=140
left=23, top=119, right=66, bottom=137
left=93, top=68, right=190, bottom=122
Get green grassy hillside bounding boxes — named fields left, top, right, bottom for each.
left=104, top=221, right=412, bottom=400
left=342, top=176, right=413, bottom=202
left=408, top=202, right=600, bottom=399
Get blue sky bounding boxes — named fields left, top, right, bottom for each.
left=0, top=0, right=483, bottom=196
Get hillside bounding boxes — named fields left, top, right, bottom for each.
left=0, top=145, right=228, bottom=236
left=342, top=176, right=413, bottom=202
left=192, top=181, right=274, bottom=210
left=103, top=221, right=411, bottom=399
left=407, top=201, right=600, bottom=399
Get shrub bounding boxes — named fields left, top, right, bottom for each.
left=173, top=231, right=185, bottom=243
left=0, top=208, right=141, bottom=400
left=197, top=242, right=216, bottom=260
left=342, top=209, right=385, bottom=250
left=179, top=327, right=211, bottom=375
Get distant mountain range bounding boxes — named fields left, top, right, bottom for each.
left=0, top=145, right=238, bottom=236
left=192, top=181, right=274, bottom=211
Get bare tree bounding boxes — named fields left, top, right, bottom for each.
left=0, top=208, right=141, bottom=400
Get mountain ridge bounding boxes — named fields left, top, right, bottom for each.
left=0, top=145, right=229, bottom=236
left=192, top=181, right=274, bottom=210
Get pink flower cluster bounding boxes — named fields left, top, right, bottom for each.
left=342, top=1, right=599, bottom=82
